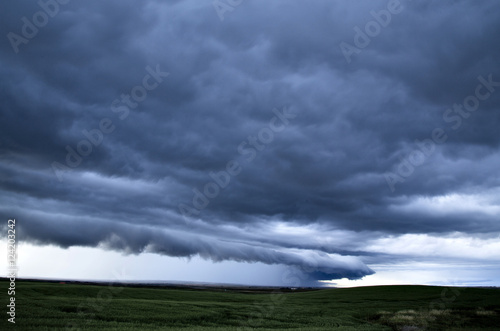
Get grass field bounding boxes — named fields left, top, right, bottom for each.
left=1, top=279, right=499, bottom=330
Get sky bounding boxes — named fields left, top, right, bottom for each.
left=0, top=0, right=499, bottom=287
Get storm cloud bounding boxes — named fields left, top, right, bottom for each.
left=1, top=0, right=499, bottom=285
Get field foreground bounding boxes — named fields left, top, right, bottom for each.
left=1, top=279, right=499, bottom=330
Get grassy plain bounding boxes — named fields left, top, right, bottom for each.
left=1, top=279, right=499, bottom=330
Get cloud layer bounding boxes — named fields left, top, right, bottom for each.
left=1, top=0, right=499, bottom=284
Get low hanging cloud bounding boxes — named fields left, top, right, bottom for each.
left=10, top=206, right=373, bottom=282
left=1, top=0, right=500, bottom=285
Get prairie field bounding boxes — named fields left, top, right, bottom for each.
left=1, top=279, right=499, bottom=330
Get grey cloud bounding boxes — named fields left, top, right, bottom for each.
left=1, top=0, right=499, bottom=284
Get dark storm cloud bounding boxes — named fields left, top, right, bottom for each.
left=1, top=0, right=499, bottom=282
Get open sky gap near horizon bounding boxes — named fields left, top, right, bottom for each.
left=0, top=0, right=500, bottom=287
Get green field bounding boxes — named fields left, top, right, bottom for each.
left=2, top=279, right=499, bottom=330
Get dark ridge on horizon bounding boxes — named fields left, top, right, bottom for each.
left=0, top=277, right=324, bottom=293
left=3, top=278, right=499, bottom=292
